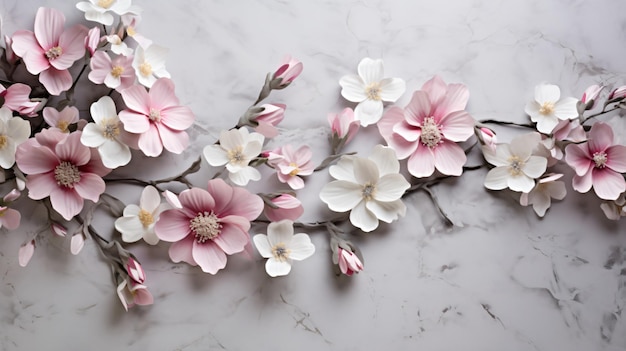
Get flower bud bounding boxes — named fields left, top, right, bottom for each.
left=126, top=257, right=146, bottom=284
left=85, top=27, right=100, bottom=56
left=51, top=222, right=67, bottom=237
left=477, top=127, right=497, bottom=153
left=3, top=189, right=20, bottom=202
left=609, top=86, right=626, bottom=100
left=328, top=107, right=359, bottom=146
left=337, top=248, right=364, bottom=276
left=3, top=35, right=16, bottom=64
left=252, top=103, right=286, bottom=138
left=264, top=193, right=304, bottom=222
left=271, top=56, right=303, bottom=89
left=18, top=239, right=35, bottom=267
left=581, top=84, right=603, bottom=109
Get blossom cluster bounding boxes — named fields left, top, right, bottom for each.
left=1, top=1, right=625, bottom=313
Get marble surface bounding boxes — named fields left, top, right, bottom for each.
left=1, top=0, right=626, bottom=350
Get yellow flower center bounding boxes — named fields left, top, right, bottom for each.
left=227, top=147, right=246, bottom=165
left=138, top=209, right=154, bottom=227
left=126, top=26, right=136, bottom=37
left=148, top=108, right=161, bottom=122
left=139, top=62, right=152, bottom=77
left=54, top=161, right=81, bottom=188
left=111, top=65, right=124, bottom=78
left=45, top=46, right=62, bottom=60
left=98, top=0, right=115, bottom=9
left=362, top=183, right=376, bottom=201
left=364, top=82, right=382, bottom=101
left=420, top=117, right=442, bottom=148
left=271, top=243, right=291, bottom=262
left=288, top=162, right=300, bottom=176
left=593, top=151, right=608, bottom=168
left=0, top=135, right=8, bottom=149
left=190, top=211, right=221, bottom=243
left=102, top=119, right=121, bottom=139
left=57, top=121, right=70, bottom=133
left=539, top=101, right=555, bottom=115
left=507, top=155, right=525, bottom=176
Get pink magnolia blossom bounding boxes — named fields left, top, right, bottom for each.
left=251, top=103, right=285, bottom=138
left=117, top=278, right=153, bottom=311
left=0, top=83, right=39, bottom=116
left=118, top=78, right=194, bottom=156
left=338, top=248, right=364, bottom=276
left=43, top=106, right=79, bottom=133
left=552, top=119, right=586, bottom=143
left=264, top=193, right=304, bottom=222
left=11, top=8, right=88, bottom=95
left=88, top=51, right=135, bottom=91
left=581, top=84, right=603, bottom=109
left=154, top=179, right=263, bottom=274
left=378, top=76, right=474, bottom=178
left=15, top=129, right=110, bottom=220
left=328, top=107, right=359, bottom=146
left=126, top=257, right=146, bottom=284
left=272, top=55, right=303, bottom=88
left=609, top=86, right=626, bottom=100
left=268, top=145, right=315, bottom=190
left=85, top=27, right=100, bottom=56
left=564, top=122, right=626, bottom=200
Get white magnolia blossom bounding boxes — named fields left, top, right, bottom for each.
left=115, top=186, right=168, bottom=245
left=0, top=107, right=30, bottom=169
left=76, top=0, right=140, bottom=26
left=253, top=220, right=315, bottom=277
left=320, top=145, right=410, bottom=232
left=203, top=128, right=264, bottom=186
left=80, top=96, right=132, bottom=169
left=132, top=44, right=170, bottom=88
left=524, top=83, right=579, bottom=134
left=483, top=132, right=548, bottom=193
left=339, top=58, right=405, bottom=127
left=520, top=173, right=566, bottom=217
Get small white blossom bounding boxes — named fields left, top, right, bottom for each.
left=524, top=83, right=579, bottom=134
left=253, top=220, right=315, bottom=277
left=132, top=44, right=170, bottom=88
left=115, top=186, right=168, bottom=245
left=203, top=128, right=264, bottom=186
left=0, top=107, right=30, bottom=169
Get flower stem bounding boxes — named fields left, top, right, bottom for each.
left=581, top=105, right=622, bottom=124
left=477, top=119, right=535, bottom=129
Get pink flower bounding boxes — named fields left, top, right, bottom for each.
left=154, top=179, right=263, bottom=274
left=564, top=122, right=626, bottom=200
left=378, top=76, right=474, bottom=178
left=43, top=106, right=79, bottom=133
left=338, top=248, right=363, bottom=276
left=88, top=51, right=135, bottom=91
left=478, top=127, right=497, bottom=153
left=11, top=8, right=88, bottom=95
left=116, top=278, right=153, bottom=311
left=0, top=83, right=39, bottom=117
left=328, top=107, right=359, bottom=146
left=263, top=193, right=304, bottom=222
left=552, top=119, right=586, bottom=143
left=251, top=103, right=285, bottom=138
left=85, top=26, right=100, bottom=56
left=581, top=84, right=603, bottom=109
left=15, top=129, right=110, bottom=220
left=118, top=78, right=195, bottom=156
left=126, top=257, right=146, bottom=284
left=0, top=189, right=21, bottom=230
left=272, top=55, right=303, bottom=88
left=608, top=86, right=626, bottom=100
left=268, top=145, right=315, bottom=190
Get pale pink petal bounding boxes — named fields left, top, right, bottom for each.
left=70, top=232, right=85, bottom=255
left=148, top=78, right=179, bottom=110
left=11, top=31, right=48, bottom=74
left=339, top=75, right=366, bottom=102
left=157, top=124, right=188, bottom=154
left=179, top=188, right=215, bottom=214
left=155, top=209, right=191, bottom=242
left=377, top=106, right=405, bottom=141
left=118, top=110, right=150, bottom=134
left=73, top=173, right=105, bottom=202
left=285, top=175, right=304, bottom=190
left=588, top=122, right=613, bottom=152
left=138, top=123, right=163, bottom=157
left=320, top=181, right=363, bottom=212
left=50, top=188, right=84, bottom=220
left=564, top=143, right=593, bottom=176
left=193, top=241, right=227, bottom=274
left=421, top=76, right=447, bottom=106
left=205, top=178, right=233, bottom=216
left=350, top=201, right=378, bottom=232
left=221, top=185, right=263, bottom=220
left=440, top=110, right=474, bottom=142
left=16, top=146, right=58, bottom=174
left=219, top=214, right=252, bottom=232
left=378, top=78, right=405, bottom=102
left=169, top=235, right=196, bottom=264
left=52, top=25, right=88, bottom=70
left=433, top=83, right=469, bottom=119
left=393, top=120, right=420, bottom=142
left=34, top=8, right=64, bottom=50
left=606, top=145, right=626, bottom=173
left=39, top=68, right=72, bottom=96
left=120, top=85, right=150, bottom=115
left=404, top=91, right=431, bottom=125
left=592, top=168, right=626, bottom=201
left=1, top=208, right=21, bottom=230
left=18, top=240, right=35, bottom=267
left=407, top=145, right=435, bottom=178
left=212, top=223, right=248, bottom=255
left=131, top=287, right=153, bottom=306
left=56, top=132, right=90, bottom=165
left=484, top=167, right=510, bottom=190
left=433, top=141, right=466, bottom=176
left=572, top=172, right=593, bottom=194
left=160, top=106, right=194, bottom=131
left=25, top=173, right=57, bottom=199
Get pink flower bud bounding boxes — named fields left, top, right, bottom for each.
left=479, top=127, right=497, bottom=153
left=126, top=257, right=146, bottom=284
left=328, top=108, right=359, bottom=145
left=18, top=239, right=35, bottom=267
left=581, top=84, right=603, bottom=105
left=272, top=56, right=303, bottom=88
left=252, top=103, right=286, bottom=138
left=85, top=27, right=100, bottom=56
left=3, top=189, right=20, bottom=202
left=609, top=86, right=626, bottom=100
left=51, top=223, right=67, bottom=237
left=338, top=248, right=363, bottom=276
left=264, top=194, right=304, bottom=222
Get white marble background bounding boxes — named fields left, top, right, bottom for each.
left=1, top=0, right=625, bottom=350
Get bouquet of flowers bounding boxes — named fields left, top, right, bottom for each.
left=1, top=1, right=624, bottom=311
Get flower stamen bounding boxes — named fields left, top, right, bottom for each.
left=507, top=155, right=525, bottom=176
left=45, top=46, right=63, bottom=60
left=592, top=151, right=608, bottom=168
left=54, top=161, right=81, bottom=188
left=102, top=119, right=121, bottom=139
left=362, top=183, right=376, bottom=201
left=190, top=211, right=221, bottom=243
left=364, top=82, right=382, bottom=100
left=110, top=65, right=124, bottom=78
left=139, top=62, right=152, bottom=77
left=0, top=135, right=8, bottom=149
left=539, top=101, right=555, bottom=115
left=288, top=162, right=300, bottom=176
left=227, top=147, right=246, bottom=165
left=271, top=243, right=291, bottom=262
left=138, top=209, right=154, bottom=227
left=148, top=108, right=161, bottom=122
left=98, top=0, right=115, bottom=8
left=420, top=117, right=442, bottom=148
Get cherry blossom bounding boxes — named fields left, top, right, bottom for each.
left=11, top=8, right=88, bottom=95
left=43, top=106, right=79, bottom=133
left=520, top=173, right=567, bottom=217
left=378, top=76, right=474, bottom=178
left=268, top=144, right=315, bottom=190
left=0, top=107, right=31, bottom=169
left=88, top=51, right=135, bottom=91
left=253, top=220, right=315, bottom=277
left=339, top=58, right=405, bottom=126
left=524, top=83, right=579, bottom=134
left=483, top=132, right=547, bottom=193
left=202, top=128, right=264, bottom=186
left=263, top=193, right=304, bottom=222
left=154, top=179, right=263, bottom=274
left=104, top=34, right=133, bottom=56
left=118, top=78, right=194, bottom=157
left=132, top=44, right=170, bottom=88
left=564, top=122, right=626, bottom=200
left=320, top=145, right=410, bottom=232
left=115, top=185, right=168, bottom=245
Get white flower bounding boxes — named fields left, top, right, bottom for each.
left=524, top=83, right=579, bottom=134
left=483, top=132, right=548, bottom=193
left=76, top=0, right=140, bottom=26
left=203, top=128, right=264, bottom=186
left=520, top=173, right=566, bottom=217
left=132, top=44, right=170, bottom=88
left=0, top=107, right=30, bottom=169
left=115, top=186, right=168, bottom=245
left=104, top=35, right=134, bottom=56
left=320, top=145, right=410, bottom=232
left=253, top=220, right=315, bottom=277
left=600, top=194, right=626, bottom=220
left=339, top=58, right=405, bottom=127
left=81, top=96, right=132, bottom=169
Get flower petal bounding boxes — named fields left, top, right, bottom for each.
left=115, top=217, right=145, bottom=243
left=157, top=123, right=188, bottom=154
left=169, top=235, right=196, bottom=265
left=522, top=156, right=547, bottom=179
left=508, top=174, right=535, bottom=193
left=433, top=83, right=469, bottom=118
left=253, top=234, right=273, bottom=258
left=433, top=141, right=467, bottom=176
left=73, top=173, right=105, bottom=203
left=357, top=58, right=383, bottom=85
left=25, top=173, right=56, bottom=200
left=39, top=68, right=72, bottom=96
left=440, top=110, right=474, bottom=142
left=50, top=188, right=84, bottom=220
left=407, top=144, right=435, bottom=178
left=588, top=122, right=614, bottom=153
left=34, top=8, right=64, bottom=51
left=320, top=181, right=363, bottom=212
left=212, top=223, right=249, bottom=255
left=606, top=145, right=626, bottom=173
left=350, top=201, right=379, bottom=232
left=378, top=78, right=405, bottom=102
left=138, top=123, right=163, bottom=157
left=368, top=145, right=400, bottom=176
left=535, top=84, right=560, bottom=104
left=155, top=209, right=191, bottom=242
left=366, top=199, right=406, bottom=223
left=484, top=167, right=510, bottom=190
left=354, top=99, right=383, bottom=127
left=339, top=74, right=366, bottom=102
left=192, top=241, right=227, bottom=274
left=265, top=258, right=291, bottom=277
left=564, top=143, right=593, bottom=176
left=374, top=174, right=409, bottom=201
left=267, top=220, right=294, bottom=247
left=592, top=168, right=626, bottom=201
left=572, top=171, right=593, bottom=194
left=288, top=233, right=315, bottom=260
